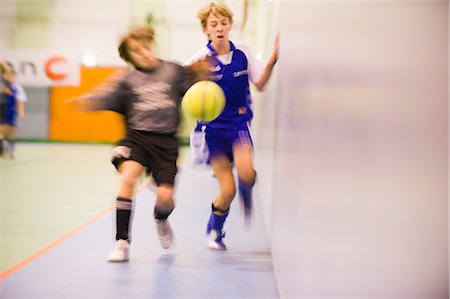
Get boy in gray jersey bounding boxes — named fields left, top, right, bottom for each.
left=78, top=25, right=206, bottom=262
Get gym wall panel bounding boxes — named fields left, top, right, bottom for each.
left=258, top=2, right=448, bottom=298
left=16, top=87, right=50, bottom=139
left=13, top=1, right=53, bottom=48
left=49, top=67, right=125, bottom=143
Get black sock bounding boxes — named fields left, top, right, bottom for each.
left=211, top=203, right=230, bottom=215
left=115, top=197, right=133, bottom=241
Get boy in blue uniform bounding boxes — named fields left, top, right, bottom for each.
left=185, top=2, right=278, bottom=250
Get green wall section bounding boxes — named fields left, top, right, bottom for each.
left=130, top=1, right=168, bottom=58
left=13, top=1, right=54, bottom=48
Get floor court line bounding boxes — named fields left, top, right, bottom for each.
left=1, top=143, right=279, bottom=298
left=1, top=143, right=120, bottom=272
left=0, top=206, right=114, bottom=280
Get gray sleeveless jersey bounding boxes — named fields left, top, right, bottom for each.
left=91, top=61, right=192, bottom=134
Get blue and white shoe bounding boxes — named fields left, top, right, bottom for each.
left=206, top=229, right=227, bottom=250
left=206, top=207, right=229, bottom=250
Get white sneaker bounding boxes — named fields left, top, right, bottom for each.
left=206, top=229, right=227, bottom=250
left=107, top=239, right=129, bottom=262
left=155, top=219, right=173, bottom=249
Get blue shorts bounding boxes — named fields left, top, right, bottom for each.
left=0, top=103, right=17, bottom=126
left=205, top=123, right=253, bottom=163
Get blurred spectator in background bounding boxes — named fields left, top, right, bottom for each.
left=0, top=61, right=8, bottom=157
left=0, top=63, right=27, bottom=159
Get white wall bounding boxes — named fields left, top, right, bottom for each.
left=50, top=2, right=131, bottom=66
left=0, top=1, right=130, bottom=66
left=252, top=1, right=281, bottom=241
left=1, top=1, right=251, bottom=140
left=0, top=1, right=250, bottom=66
left=0, top=0, right=17, bottom=54
left=254, top=1, right=448, bottom=298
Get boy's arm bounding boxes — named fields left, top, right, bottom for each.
left=254, top=34, right=279, bottom=91
left=67, top=70, right=128, bottom=113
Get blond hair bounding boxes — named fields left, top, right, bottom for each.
left=118, top=25, right=155, bottom=64
left=0, top=60, right=10, bottom=75
left=197, top=2, right=234, bottom=32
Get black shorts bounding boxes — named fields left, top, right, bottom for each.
left=111, top=130, right=179, bottom=186
left=0, top=102, right=6, bottom=124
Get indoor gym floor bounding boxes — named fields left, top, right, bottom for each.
left=0, top=142, right=278, bottom=299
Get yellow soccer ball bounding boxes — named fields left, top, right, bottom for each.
left=182, top=80, right=225, bottom=122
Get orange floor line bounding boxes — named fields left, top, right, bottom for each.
left=0, top=206, right=114, bottom=280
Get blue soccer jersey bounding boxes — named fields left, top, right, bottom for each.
left=185, top=40, right=262, bottom=130
left=185, top=41, right=263, bottom=162
left=206, top=41, right=252, bottom=129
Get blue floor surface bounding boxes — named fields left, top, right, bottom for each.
left=1, top=165, right=279, bottom=299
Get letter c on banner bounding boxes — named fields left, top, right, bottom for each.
left=45, top=55, right=69, bottom=81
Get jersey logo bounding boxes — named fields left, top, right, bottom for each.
left=210, top=65, right=221, bottom=72
left=211, top=74, right=223, bottom=81
left=233, top=70, right=248, bottom=77
left=238, top=107, right=247, bottom=114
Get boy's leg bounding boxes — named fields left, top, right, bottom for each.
left=206, top=203, right=230, bottom=250
left=108, top=160, right=144, bottom=262
left=5, top=125, right=16, bottom=158
left=154, top=183, right=175, bottom=249
left=233, top=143, right=256, bottom=224
left=0, top=124, right=5, bottom=157
left=207, top=156, right=235, bottom=250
